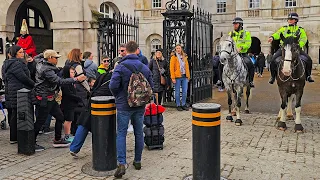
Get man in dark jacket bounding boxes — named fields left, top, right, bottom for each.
left=33, top=50, right=86, bottom=151
left=109, top=41, right=154, bottom=178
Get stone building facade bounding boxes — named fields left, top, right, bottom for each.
left=0, top=0, right=319, bottom=69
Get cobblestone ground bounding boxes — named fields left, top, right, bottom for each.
left=0, top=108, right=320, bottom=180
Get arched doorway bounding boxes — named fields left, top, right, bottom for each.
left=248, top=37, right=261, bottom=55
left=14, top=0, right=53, bottom=54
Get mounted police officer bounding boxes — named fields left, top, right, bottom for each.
left=268, top=12, right=314, bottom=84
left=228, top=17, right=255, bottom=87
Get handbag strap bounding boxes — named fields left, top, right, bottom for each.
left=154, top=59, right=162, bottom=76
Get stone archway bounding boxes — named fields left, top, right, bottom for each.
left=248, top=36, right=261, bottom=55
left=6, top=0, right=53, bottom=54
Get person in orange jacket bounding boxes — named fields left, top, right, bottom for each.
left=170, top=44, right=190, bottom=111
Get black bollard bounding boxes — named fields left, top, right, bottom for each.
left=17, top=88, right=35, bottom=155
left=192, top=103, right=221, bottom=180
left=91, top=96, right=117, bottom=171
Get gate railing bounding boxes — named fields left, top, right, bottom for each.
left=162, top=2, right=213, bottom=106
left=97, top=13, right=139, bottom=63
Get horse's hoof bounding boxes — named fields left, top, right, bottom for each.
left=294, top=124, right=304, bottom=133
left=245, top=110, right=250, bottom=114
left=286, top=115, right=294, bottom=120
left=235, top=119, right=242, bottom=126
left=231, top=112, right=236, bottom=116
left=226, top=116, right=233, bottom=122
left=277, top=121, right=287, bottom=131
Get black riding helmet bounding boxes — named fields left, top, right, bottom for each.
left=232, top=17, right=243, bottom=31
left=288, top=12, right=299, bottom=22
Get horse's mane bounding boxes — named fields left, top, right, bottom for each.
left=282, top=36, right=299, bottom=46
left=220, top=35, right=233, bottom=42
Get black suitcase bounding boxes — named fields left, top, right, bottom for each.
left=143, top=93, right=164, bottom=150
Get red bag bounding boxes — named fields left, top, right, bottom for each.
left=144, top=103, right=166, bottom=116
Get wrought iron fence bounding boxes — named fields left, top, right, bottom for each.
left=162, top=0, right=213, bottom=105
left=97, top=13, right=139, bottom=63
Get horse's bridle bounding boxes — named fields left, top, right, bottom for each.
left=219, top=39, right=238, bottom=59
left=219, top=39, right=243, bottom=84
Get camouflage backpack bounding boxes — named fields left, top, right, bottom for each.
left=122, top=64, right=153, bottom=107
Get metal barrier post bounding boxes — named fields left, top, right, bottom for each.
left=17, top=88, right=35, bottom=155
left=192, top=103, right=221, bottom=180
left=91, top=96, right=117, bottom=171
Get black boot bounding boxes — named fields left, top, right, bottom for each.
left=249, top=82, right=255, bottom=88
left=307, top=76, right=314, bottom=83
left=269, top=70, right=276, bottom=84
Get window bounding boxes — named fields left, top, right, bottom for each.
left=100, top=3, right=112, bottom=18
left=249, top=0, right=260, bottom=9
left=28, top=8, right=35, bottom=27
left=26, top=7, right=46, bottom=29
left=151, top=39, right=162, bottom=53
left=217, top=0, right=226, bottom=13
left=285, top=0, right=297, bottom=7
left=39, top=16, right=45, bottom=28
left=152, top=0, right=161, bottom=8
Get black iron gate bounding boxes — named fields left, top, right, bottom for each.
left=97, top=13, right=139, bottom=63
left=162, top=0, right=213, bottom=105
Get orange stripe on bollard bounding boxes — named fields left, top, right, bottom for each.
left=192, top=112, right=221, bottom=118
left=91, top=110, right=116, bottom=116
left=192, top=120, right=221, bottom=127
left=91, top=103, right=115, bottom=108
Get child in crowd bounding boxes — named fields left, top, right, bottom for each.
left=88, top=77, right=96, bottom=89
left=61, top=66, right=82, bottom=142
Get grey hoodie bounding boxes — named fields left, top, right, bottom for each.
left=84, top=59, right=98, bottom=79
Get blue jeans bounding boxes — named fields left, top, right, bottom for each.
left=70, top=125, right=89, bottom=153
left=174, top=77, right=188, bottom=106
left=117, top=110, right=145, bottom=165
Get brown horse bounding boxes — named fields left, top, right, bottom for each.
left=276, top=34, right=306, bottom=132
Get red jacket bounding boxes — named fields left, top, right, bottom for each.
left=17, top=35, right=37, bottom=57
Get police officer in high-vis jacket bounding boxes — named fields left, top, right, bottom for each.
left=268, top=12, right=314, bottom=84
left=229, top=17, right=255, bottom=87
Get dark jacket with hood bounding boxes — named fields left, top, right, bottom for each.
left=35, top=58, right=75, bottom=97
left=3, top=58, right=35, bottom=108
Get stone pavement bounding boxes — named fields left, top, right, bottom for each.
left=0, top=108, right=320, bottom=180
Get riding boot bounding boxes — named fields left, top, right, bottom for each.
left=305, top=59, right=314, bottom=83
left=300, top=51, right=315, bottom=83
left=269, top=62, right=277, bottom=84
left=249, top=66, right=255, bottom=88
